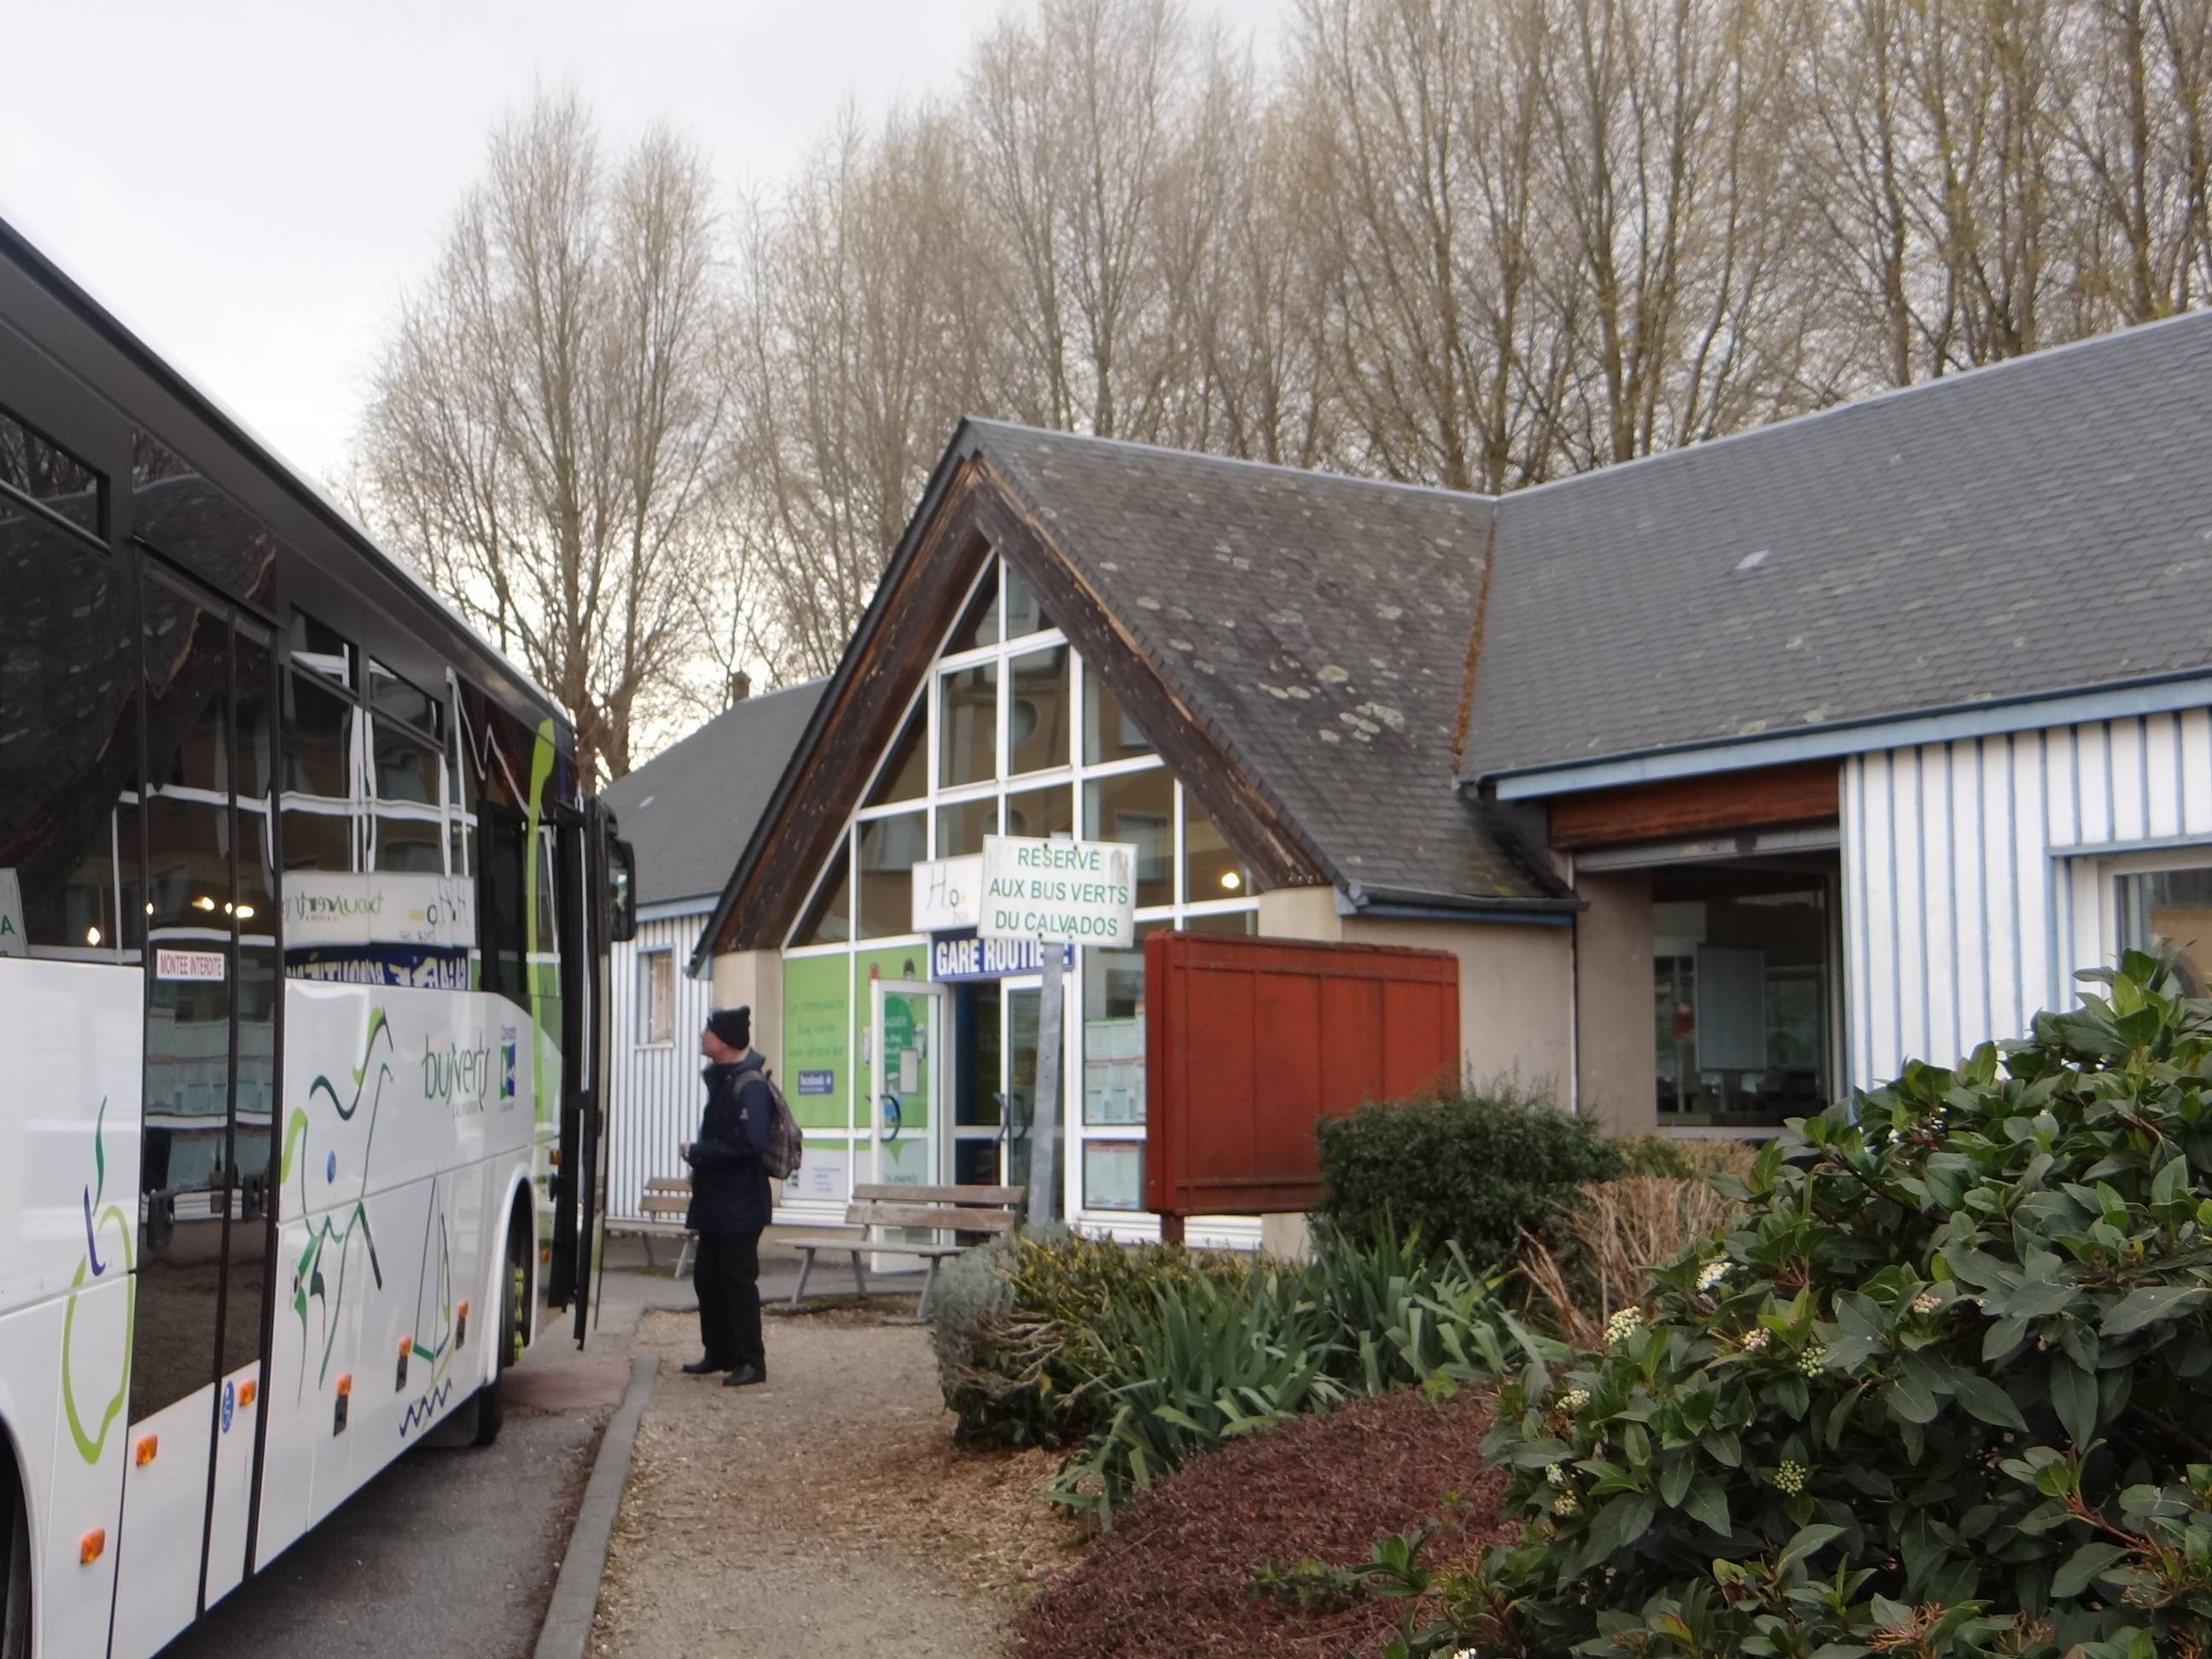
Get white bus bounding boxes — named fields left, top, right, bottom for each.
left=0, top=218, right=636, bottom=1659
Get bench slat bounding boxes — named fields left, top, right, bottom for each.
left=845, top=1202, right=1019, bottom=1233
left=779, top=1232, right=964, bottom=1259
left=644, top=1178, right=690, bottom=1194
left=639, top=1196, right=690, bottom=1216
left=850, top=1182, right=1023, bottom=1207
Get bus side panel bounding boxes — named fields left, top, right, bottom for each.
left=0, top=1293, right=125, bottom=1659
left=110, top=1385, right=217, bottom=1659
left=253, top=982, right=537, bottom=1552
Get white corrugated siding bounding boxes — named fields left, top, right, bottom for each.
left=606, top=910, right=716, bottom=1225
left=1842, top=710, right=2212, bottom=1087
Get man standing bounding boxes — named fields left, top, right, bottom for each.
left=683, top=1005, right=771, bottom=1387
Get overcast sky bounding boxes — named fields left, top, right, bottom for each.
left=0, top=0, right=1284, bottom=482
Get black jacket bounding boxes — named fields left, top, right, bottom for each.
left=685, top=1051, right=774, bottom=1235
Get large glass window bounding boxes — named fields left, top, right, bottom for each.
left=1651, top=862, right=1835, bottom=1127
left=1083, top=944, right=1146, bottom=1126
left=0, top=402, right=100, bottom=532
left=866, top=701, right=928, bottom=806
left=940, top=663, right=998, bottom=788
left=793, top=844, right=853, bottom=947
left=937, top=795, right=998, bottom=859
left=1182, top=793, right=1250, bottom=904
left=1085, top=769, right=1173, bottom=909
left=1085, top=661, right=1153, bottom=765
left=945, top=565, right=999, bottom=655
left=2120, top=866, right=2212, bottom=994
left=0, top=509, right=137, bottom=958
left=1007, top=646, right=1070, bottom=775
left=857, top=812, right=926, bottom=939
left=1004, top=562, right=1051, bottom=640
left=1007, top=783, right=1074, bottom=841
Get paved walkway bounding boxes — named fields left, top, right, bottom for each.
left=586, top=1304, right=1024, bottom=1659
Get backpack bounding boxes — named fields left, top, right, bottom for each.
left=758, top=1068, right=805, bottom=1182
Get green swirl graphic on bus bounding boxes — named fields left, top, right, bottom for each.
left=61, top=1097, right=133, bottom=1465
left=282, top=1007, right=393, bottom=1394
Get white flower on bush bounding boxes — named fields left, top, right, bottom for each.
left=1551, top=1490, right=1580, bottom=1517
left=1545, top=1463, right=1566, bottom=1486
left=1912, top=1290, right=1941, bottom=1316
left=1558, top=1387, right=1591, bottom=1416
left=1772, top=1459, right=1810, bottom=1495
left=1604, top=1307, right=1644, bottom=1346
left=1739, top=1326, right=1770, bottom=1353
left=1798, top=1343, right=1827, bottom=1376
left=1697, top=1260, right=1730, bottom=1292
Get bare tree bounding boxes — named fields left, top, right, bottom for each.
left=356, top=90, right=731, bottom=780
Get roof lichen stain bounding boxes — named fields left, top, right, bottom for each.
left=1316, top=666, right=1351, bottom=684
left=1137, top=596, right=1162, bottom=610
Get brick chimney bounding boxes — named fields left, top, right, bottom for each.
left=728, top=671, right=752, bottom=707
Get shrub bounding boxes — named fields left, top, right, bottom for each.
left=1047, top=1224, right=1540, bottom=1521
left=1612, top=1133, right=1766, bottom=1182
left=929, top=1225, right=1252, bottom=1448
left=1316, top=1081, right=1622, bottom=1268
left=1518, top=1175, right=1746, bottom=1348
left=1453, top=953, right=2212, bottom=1657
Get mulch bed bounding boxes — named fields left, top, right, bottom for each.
left=1013, top=1388, right=1514, bottom=1659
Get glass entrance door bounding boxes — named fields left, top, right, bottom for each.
left=868, top=979, right=948, bottom=1189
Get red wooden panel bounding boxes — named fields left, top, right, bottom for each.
left=1144, top=931, right=1461, bottom=1220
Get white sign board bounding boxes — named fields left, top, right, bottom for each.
left=156, top=947, right=227, bottom=981
left=0, top=868, right=23, bottom=958
left=979, top=835, right=1138, bottom=949
left=283, top=872, right=475, bottom=950
left=911, top=855, right=983, bottom=934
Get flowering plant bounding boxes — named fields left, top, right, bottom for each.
left=1448, top=953, right=2212, bottom=1657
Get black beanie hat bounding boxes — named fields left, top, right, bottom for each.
left=707, top=1005, right=752, bottom=1051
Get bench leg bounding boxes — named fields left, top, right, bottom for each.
left=639, top=1232, right=658, bottom=1270
left=790, top=1248, right=817, bottom=1310
left=915, top=1254, right=943, bottom=1324
left=851, top=1250, right=870, bottom=1300
left=675, top=1234, right=696, bottom=1282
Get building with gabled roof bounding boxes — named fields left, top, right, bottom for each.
left=694, top=310, right=2212, bottom=1237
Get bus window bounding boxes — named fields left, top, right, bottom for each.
left=0, top=479, right=137, bottom=961
left=478, top=806, right=528, bottom=1004
left=1, top=400, right=101, bottom=532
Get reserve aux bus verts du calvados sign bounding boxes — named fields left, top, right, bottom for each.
left=978, top=834, right=1138, bottom=949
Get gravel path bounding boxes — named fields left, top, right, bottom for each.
left=589, top=1303, right=1060, bottom=1658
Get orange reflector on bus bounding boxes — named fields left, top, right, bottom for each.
left=335, top=1373, right=352, bottom=1397
left=80, top=1528, right=106, bottom=1565
left=399, top=1336, right=412, bottom=1354
left=133, top=1435, right=158, bottom=1467
left=237, top=1380, right=257, bottom=1410
left=549, top=1148, right=562, bottom=1166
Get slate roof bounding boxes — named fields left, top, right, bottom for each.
left=968, top=422, right=1567, bottom=907
left=1464, top=308, right=2212, bottom=782
left=601, top=680, right=826, bottom=908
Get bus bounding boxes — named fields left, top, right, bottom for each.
left=0, top=215, right=635, bottom=1659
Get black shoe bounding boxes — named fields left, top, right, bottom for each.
left=723, top=1363, right=766, bottom=1388
left=679, top=1356, right=725, bottom=1376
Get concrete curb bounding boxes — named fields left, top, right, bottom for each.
left=533, top=1353, right=658, bottom=1659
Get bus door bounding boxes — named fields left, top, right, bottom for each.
left=113, top=564, right=281, bottom=1659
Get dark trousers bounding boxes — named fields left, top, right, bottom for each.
left=694, top=1228, right=765, bottom=1371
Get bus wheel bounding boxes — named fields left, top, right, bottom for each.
left=471, top=1220, right=527, bottom=1448
left=0, top=1453, right=29, bottom=1659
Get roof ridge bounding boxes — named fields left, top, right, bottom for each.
left=963, top=417, right=1499, bottom=505
left=606, top=677, right=829, bottom=796
left=1500, top=306, right=2212, bottom=509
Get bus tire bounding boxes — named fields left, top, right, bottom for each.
left=471, top=1213, right=528, bottom=1448
left=0, top=1449, right=30, bottom=1659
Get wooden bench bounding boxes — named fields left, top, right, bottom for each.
left=777, top=1184, right=1024, bottom=1320
left=637, top=1177, right=696, bottom=1280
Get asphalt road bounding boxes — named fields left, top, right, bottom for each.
left=164, top=1412, right=604, bottom=1659
left=160, top=1249, right=681, bottom=1659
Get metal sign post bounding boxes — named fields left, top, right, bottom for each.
left=1030, top=951, right=1065, bottom=1228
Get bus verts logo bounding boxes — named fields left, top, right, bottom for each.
left=422, top=1033, right=498, bottom=1115
left=61, top=1097, right=133, bottom=1465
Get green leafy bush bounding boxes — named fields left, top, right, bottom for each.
left=1454, top=954, right=2212, bottom=1657
left=1045, top=1224, right=1540, bottom=1521
left=928, top=1225, right=1253, bottom=1447
left=1316, top=1082, right=1622, bottom=1268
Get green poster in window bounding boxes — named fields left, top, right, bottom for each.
left=781, top=955, right=849, bottom=1132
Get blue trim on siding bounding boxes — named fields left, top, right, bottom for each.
left=638, top=897, right=717, bottom=924
left=2046, top=830, right=2212, bottom=859
left=1490, top=674, right=2212, bottom=800
left=2005, top=735, right=2021, bottom=1040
